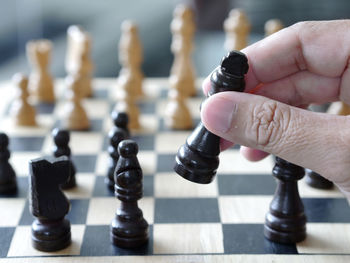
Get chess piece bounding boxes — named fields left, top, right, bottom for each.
left=111, top=111, right=130, bottom=138
left=174, top=51, right=248, bottom=184
left=110, top=140, right=149, bottom=248
left=52, top=128, right=77, bottom=189
left=170, top=4, right=196, bottom=97
left=305, top=169, right=333, bottom=189
left=105, top=112, right=129, bottom=191
left=10, top=73, right=37, bottom=126
left=65, top=25, right=93, bottom=97
left=26, top=39, right=55, bottom=103
left=223, top=9, right=250, bottom=51
left=29, top=156, right=71, bottom=252
left=165, top=88, right=192, bottom=130
left=264, top=157, right=307, bottom=244
left=0, top=133, right=17, bottom=195
left=118, top=20, right=144, bottom=98
left=327, top=101, right=350, bottom=116
left=265, top=19, right=284, bottom=36
left=63, top=74, right=90, bottom=130
left=114, top=89, right=140, bottom=130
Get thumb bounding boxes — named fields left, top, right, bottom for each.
left=201, top=91, right=350, bottom=184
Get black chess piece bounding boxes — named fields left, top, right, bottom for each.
left=305, top=169, right=333, bottom=189
left=0, top=133, right=17, bottom=194
left=174, top=51, right=249, bottom=184
left=29, top=156, right=71, bottom=252
left=110, top=140, right=149, bottom=248
left=111, top=111, right=130, bottom=137
left=264, top=157, right=307, bottom=244
left=105, top=129, right=128, bottom=191
left=52, top=128, right=76, bottom=189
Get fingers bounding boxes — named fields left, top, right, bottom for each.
left=240, top=146, right=269, bottom=162
left=201, top=91, right=350, bottom=182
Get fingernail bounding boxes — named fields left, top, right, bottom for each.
left=201, top=96, right=237, bottom=134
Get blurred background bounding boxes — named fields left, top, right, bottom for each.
left=1, top=0, right=350, bottom=81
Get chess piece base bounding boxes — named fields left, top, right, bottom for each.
left=32, top=218, right=71, bottom=252
left=305, top=171, right=333, bottom=189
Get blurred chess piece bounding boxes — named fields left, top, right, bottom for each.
left=327, top=101, right=350, bottom=116
left=10, top=73, right=37, bottom=126
left=63, top=74, right=90, bottom=130
left=26, top=39, right=55, bottom=103
left=65, top=25, right=93, bottom=98
left=118, top=20, right=144, bottom=98
left=170, top=4, right=196, bottom=97
left=265, top=19, right=284, bottom=36
left=223, top=9, right=250, bottom=51
left=114, top=89, right=140, bottom=130
left=165, top=88, right=192, bottom=130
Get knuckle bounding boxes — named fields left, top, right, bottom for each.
left=249, top=101, right=291, bottom=149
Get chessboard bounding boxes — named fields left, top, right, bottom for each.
left=0, top=78, right=349, bottom=263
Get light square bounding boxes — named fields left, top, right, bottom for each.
left=299, top=179, right=344, bottom=198
left=86, top=197, right=154, bottom=225
left=11, top=152, right=42, bottom=176
left=155, top=172, right=218, bottom=198
left=218, top=196, right=271, bottom=223
left=218, top=150, right=273, bottom=175
left=62, top=174, right=95, bottom=199
left=83, top=99, right=109, bottom=119
left=297, top=223, right=350, bottom=254
left=0, top=199, right=26, bottom=227
left=153, top=223, right=224, bottom=254
left=7, top=225, right=85, bottom=257
left=155, top=132, right=191, bottom=154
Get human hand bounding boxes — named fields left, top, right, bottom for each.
left=200, top=20, right=350, bottom=198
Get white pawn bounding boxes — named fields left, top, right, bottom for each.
left=63, top=74, right=90, bottom=130
left=165, top=84, right=192, bottom=130
left=223, top=9, right=250, bottom=51
left=11, top=73, right=37, bottom=126
left=118, top=20, right=144, bottom=98
left=114, top=89, right=140, bottom=130
left=26, top=39, right=55, bottom=103
left=170, top=4, right=196, bottom=97
left=265, top=19, right=284, bottom=36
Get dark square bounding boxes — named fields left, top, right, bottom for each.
left=218, top=174, right=275, bottom=195
left=154, top=198, right=220, bottom=223
left=9, top=136, right=44, bottom=152
left=303, top=198, right=350, bottom=222
left=35, top=103, right=55, bottom=114
left=80, top=225, right=153, bottom=256
left=66, top=199, right=89, bottom=224
left=0, top=177, right=28, bottom=198
left=93, top=88, right=109, bottom=99
left=93, top=175, right=154, bottom=197
left=156, top=154, right=176, bottom=173
left=19, top=199, right=89, bottom=225
left=72, top=155, right=97, bottom=173
left=159, top=88, right=168, bottom=99
left=54, top=119, right=103, bottom=132
left=0, top=227, right=16, bottom=258
left=131, top=135, right=154, bottom=151
left=138, top=101, right=156, bottom=114
left=222, top=224, right=297, bottom=254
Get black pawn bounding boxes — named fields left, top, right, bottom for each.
left=305, top=169, right=333, bottom=189
left=52, top=128, right=76, bottom=189
left=264, top=157, right=307, bottom=244
left=174, top=51, right=249, bottom=184
left=29, top=156, right=71, bottom=252
left=0, top=133, right=17, bottom=194
left=105, top=111, right=129, bottom=190
left=112, top=111, right=130, bottom=138
left=110, top=140, right=148, bottom=248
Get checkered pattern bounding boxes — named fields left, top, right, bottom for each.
left=0, top=78, right=349, bottom=261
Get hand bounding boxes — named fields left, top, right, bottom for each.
left=200, top=20, right=350, bottom=198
